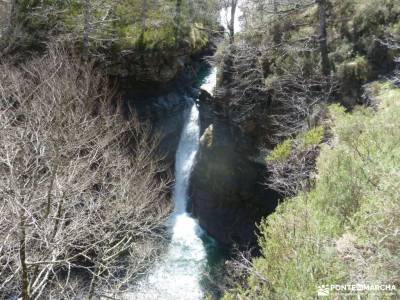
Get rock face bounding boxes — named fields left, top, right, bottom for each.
left=122, top=84, right=200, bottom=163
left=189, top=96, right=279, bottom=246
left=108, top=51, right=187, bottom=83
left=121, top=70, right=279, bottom=246
left=108, top=42, right=216, bottom=84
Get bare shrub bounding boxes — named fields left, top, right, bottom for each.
left=0, top=46, right=171, bottom=299
left=0, top=1, right=10, bottom=36
left=215, top=35, right=336, bottom=146
left=215, top=35, right=335, bottom=197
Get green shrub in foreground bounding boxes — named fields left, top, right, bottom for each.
left=224, top=82, right=400, bottom=299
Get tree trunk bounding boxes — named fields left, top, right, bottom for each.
left=82, top=0, right=91, bottom=61
left=188, top=0, right=194, bottom=24
left=228, top=0, right=237, bottom=44
left=9, top=0, right=18, bottom=27
left=19, top=201, right=29, bottom=300
left=317, top=0, right=330, bottom=76
left=2, top=0, right=19, bottom=43
left=273, top=0, right=278, bottom=14
left=271, top=0, right=281, bottom=44
left=175, top=0, right=182, bottom=45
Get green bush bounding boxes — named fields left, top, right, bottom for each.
left=298, top=126, right=325, bottom=150
left=7, top=0, right=219, bottom=54
left=226, top=81, right=400, bottom=299
left=337, top=56, right=372, bottom=83
left=266, top=139, right=293, bottom=162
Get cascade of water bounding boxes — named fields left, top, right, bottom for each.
left=127, top=101, right=206, bottom=300
left=200, top=67, right=217, bottom=96
left=125, top=4, right=246, bottom=294
left=173, top=103, right=201, bottom=214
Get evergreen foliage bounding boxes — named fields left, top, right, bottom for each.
left=266, top=139, right=293, bottom=162
left=225, top=82, right=400, bottom=299
left=1, top=0, right=219, bottom=54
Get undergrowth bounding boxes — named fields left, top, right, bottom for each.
left=224, top=81, right=400, bottom=299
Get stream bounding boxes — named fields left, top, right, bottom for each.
left=125, top=4, right=243, bottom=299
left=124, top=69, right=220, bottom=300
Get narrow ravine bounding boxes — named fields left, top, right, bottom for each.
left=126, top=4, right=244, bottom=299
left=127, top=78, right=215, bottom=299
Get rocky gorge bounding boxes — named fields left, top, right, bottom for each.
left=121, top=59, right=279, bottom=247
left=1, top=0, right=399, bottom=299
left=189, top=90, right=279, bottom=246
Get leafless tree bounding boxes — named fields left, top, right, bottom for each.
left=216, top=37, right=335, bottom=141
left=0, top=45, right=171, bottom=299
left=267, top=68, right=335, bottom=141
left=214, top=1, right=337, bottom=196
left=222, top=39, right=335, bottom=194
left=82, top=0, right=92, bottom=60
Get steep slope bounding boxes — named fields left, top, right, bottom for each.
left=224, top=81, right=400, bottom=299
left=1, top=0, right=220, bottom=83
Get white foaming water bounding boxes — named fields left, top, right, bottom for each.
left=200, top=67, right=217, bottom=96
left=121, top=3, right=244, bottom=298
left=126, top=102, right=206, bottom=300
left=173, top=103, right=201, bottom=214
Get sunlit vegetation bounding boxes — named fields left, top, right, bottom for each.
left=225, top=81, right=400, bottom=299
left=1, top=0, right=220, bottom=54
left=1, top=0, right=399, bottom=299
left=266, top=139, right=293, bottom=163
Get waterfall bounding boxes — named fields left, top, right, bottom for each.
left=127, top=101, right=206, bottom=300
left=200, top=67, right=217, bottom=96
left=124, top=3, right=244, bottom=295
left=173, top=103, right=201, bottom=214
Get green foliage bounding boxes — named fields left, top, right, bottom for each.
left=189, top=25, right=210, bottom=51
left=241, top=0, right=400, bottom=104
left=332, top=0, right=400, bottom=72
left=375, top=82, right=400, bottom=107
left=226, top=81, right=400, bottom=299
left=366, top=81, right=396, bottom=98
left=263, top=74, right=280, bottom=89
left=266, top=139, right=293, bottom=162
left=9, top=0, right=219, bottom=53
left=299, top=126, right=325, bottom=149
left=266, top=126, right=324, bottom=165
left=337, top=56, right=372, bottom=82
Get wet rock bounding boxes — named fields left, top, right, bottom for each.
left=107, top=49, right=188, bottom=83
left=121, top=85, right=194, bottom=164
left=107, top=37, right=218, bottom=85
left=198, top=89, right=213, bottom=104
left=189, top=105, right=279, bottom=246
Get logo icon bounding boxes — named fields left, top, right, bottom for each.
left=317, top=285, right=330, bottom=297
